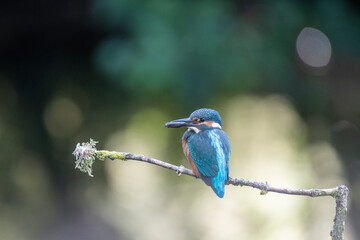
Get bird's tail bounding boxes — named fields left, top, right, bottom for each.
left=211, top=179, right=225, bottom=198
left=201, top=175, right=226, bottom=198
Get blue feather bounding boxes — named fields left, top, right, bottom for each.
left=186, top=129, right=230, bottom=197
left=208, top=130, right=228, bottom=198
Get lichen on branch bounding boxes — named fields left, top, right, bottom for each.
left=72, top=138, right=98, bottom=177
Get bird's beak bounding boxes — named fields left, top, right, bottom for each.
left=165, top=118, right=196, bottom=128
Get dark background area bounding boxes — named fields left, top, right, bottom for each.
left=1, top=0, right=360, bottom=239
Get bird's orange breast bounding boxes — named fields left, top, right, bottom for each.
left=182, top=138, right=200, bottom=177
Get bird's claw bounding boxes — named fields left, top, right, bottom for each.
left=176, top=165, right=185, bottom=176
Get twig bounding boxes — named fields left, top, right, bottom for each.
left=73, top=139, right=349, bottom=240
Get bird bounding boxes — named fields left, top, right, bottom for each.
left=165, top=108, right=231, bottom=198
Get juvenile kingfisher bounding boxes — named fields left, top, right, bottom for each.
left=165, top=108, right=231, bottom=198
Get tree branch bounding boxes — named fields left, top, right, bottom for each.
left=73, top=139, right=349, bottom=240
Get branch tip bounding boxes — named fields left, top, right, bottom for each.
left=73, top=138, right=98, bottom=177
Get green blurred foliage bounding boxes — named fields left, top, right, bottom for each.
left=92, top=0, right=293, bottom=103
left=90, top=0, right=360, bottom=110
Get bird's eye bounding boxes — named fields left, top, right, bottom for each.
left=200, top=118, right=205, bottom=122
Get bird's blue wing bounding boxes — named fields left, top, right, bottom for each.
left=187, top=129, right=230, bottom=177
left=208, top=129, right=230, bottom=197
left=187, top=131, right=218, bottom=177
left=215, top=129, right=231, bottom=179
left=214, top=130, right=231, bottom=159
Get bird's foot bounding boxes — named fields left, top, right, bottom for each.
left=176, top=165, right=185, bottom=176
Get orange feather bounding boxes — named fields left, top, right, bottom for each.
left=182, top=138, right=200, bottom=177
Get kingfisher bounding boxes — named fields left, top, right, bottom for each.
left=165, top=108, right=231, bottom=198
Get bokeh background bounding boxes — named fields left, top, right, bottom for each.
left=1, top=0, right=360, bottom=239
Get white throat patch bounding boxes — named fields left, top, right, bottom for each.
left=212, top=122, right=222, bottom=129
left=188, top=127, right=201, bottom=133
left=188, top=122, right=221, bottom=133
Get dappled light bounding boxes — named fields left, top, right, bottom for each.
left=43, top=97, right=83, bottom=139
left=296, top=27, right=332, bottom=68
left=0, top=0, right=359, bottom=240
left=296, top=27, right=332, bottom=75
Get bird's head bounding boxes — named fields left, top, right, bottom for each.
left=165, top=108, right=222, bottom=132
